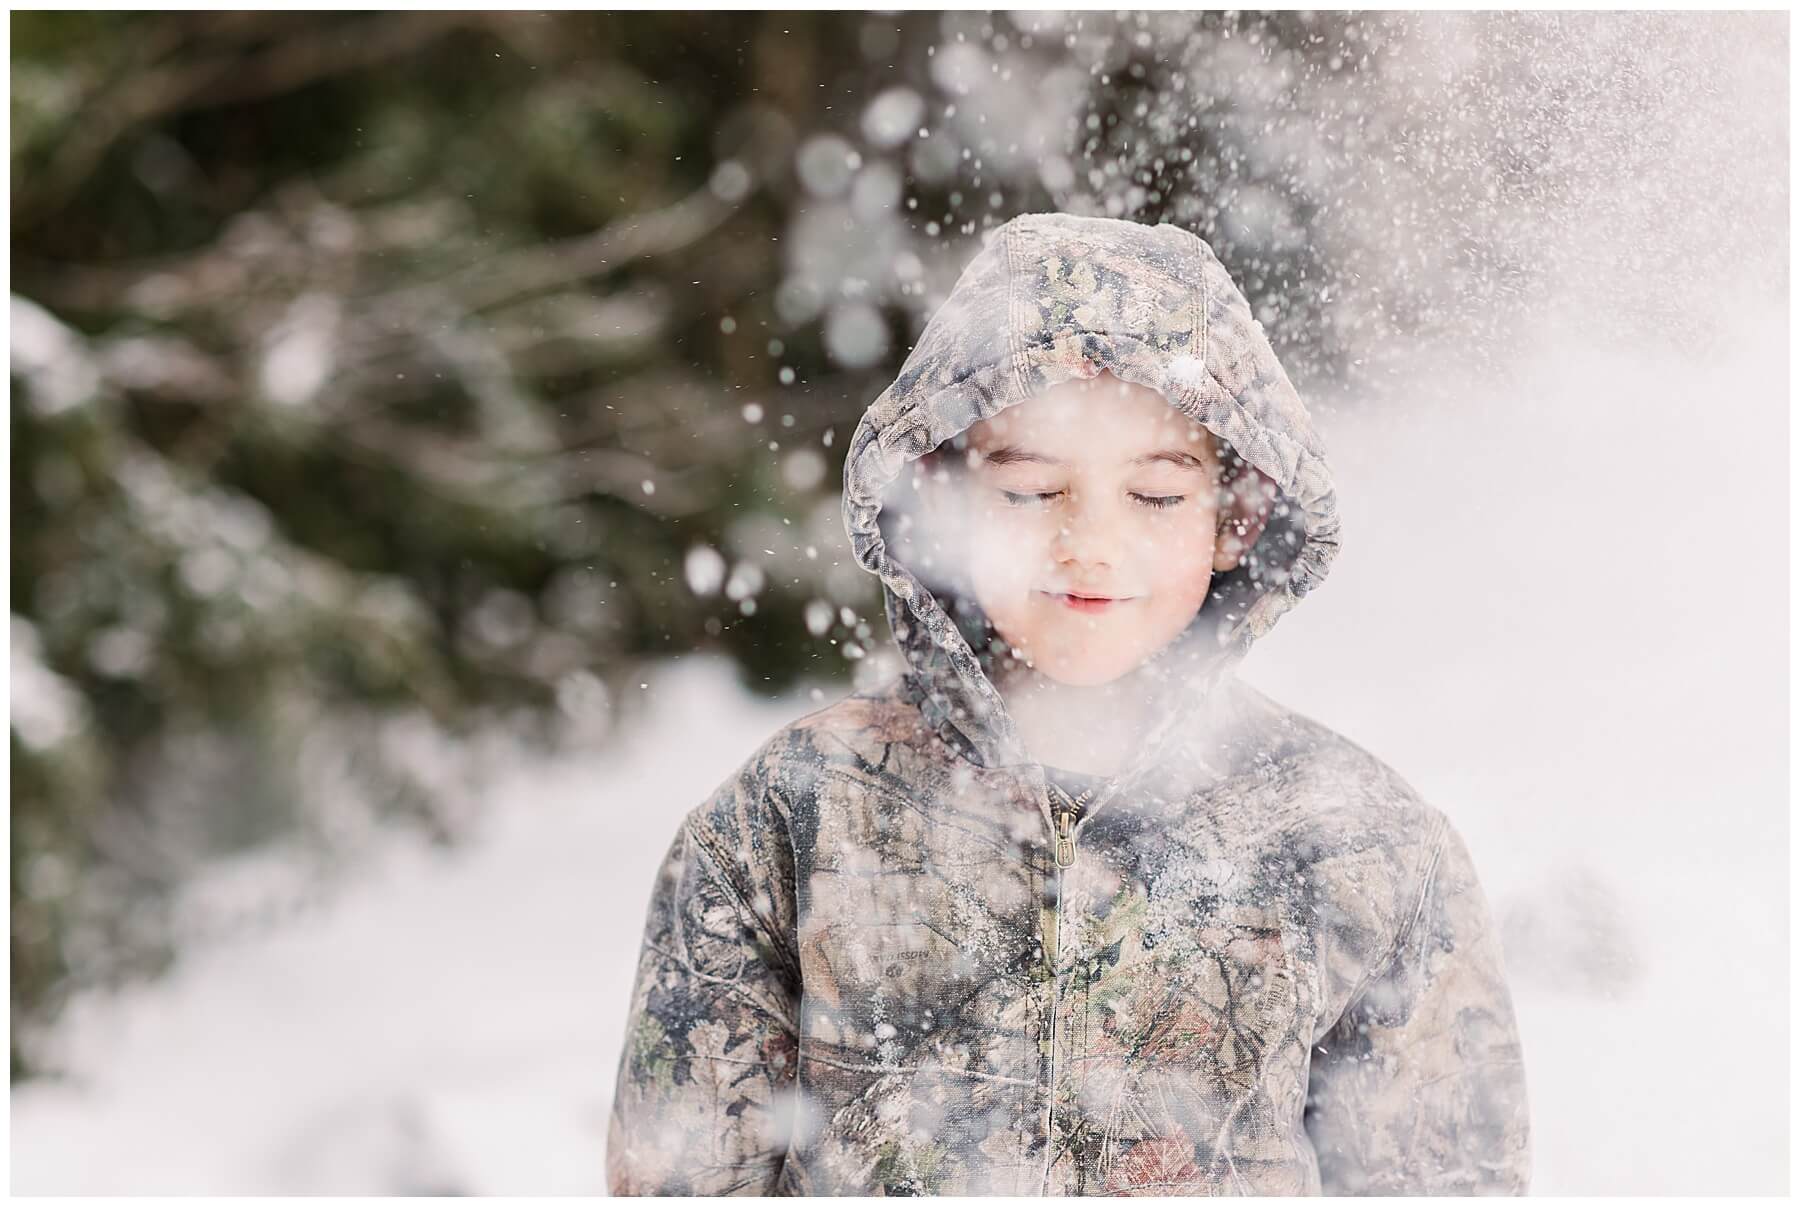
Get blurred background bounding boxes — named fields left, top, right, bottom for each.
left=9, top=9, right=1788, bottom=1194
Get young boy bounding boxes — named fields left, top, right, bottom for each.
left=606, top=212, right=1531, bottom=1195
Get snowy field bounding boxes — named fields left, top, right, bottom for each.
left=11, top=298, right=1788, bottom=1194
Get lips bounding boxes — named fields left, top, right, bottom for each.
left=1039, top=589, right=1137, bottom=614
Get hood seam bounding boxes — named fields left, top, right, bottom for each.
left=1003, top=222, right=1032, bottom=399
left=1191, top=228, right=1212, bottom=373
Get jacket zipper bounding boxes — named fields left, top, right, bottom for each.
left=1043, top=788, right=1081, bottom=1192
left=1043, top=790, right=1081, bottom=963
left=1054, top=805, right=1078, bottom=868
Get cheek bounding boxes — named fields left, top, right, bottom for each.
left=965, top=509, right=1051, bottom=591
left=1161, top=510, right=1217, bottom=554
left=1142, top=516, right=1217, bottom=599
left=1102, top=505, right=1205, bottom=560
left=1162, top=560, right=1216, bottom=610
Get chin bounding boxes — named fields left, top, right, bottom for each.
left=1028, top=653, right=1143, bottom=688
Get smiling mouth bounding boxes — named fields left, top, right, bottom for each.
left=1039, top=590, right=1137, bottom=613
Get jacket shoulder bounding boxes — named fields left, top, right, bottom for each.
left=755, top=672, right=930, bottom=768
left=1222, top=678, right=1449, bottom=848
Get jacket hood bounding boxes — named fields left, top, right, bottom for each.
left=841, top=211, right=1340, bottom=788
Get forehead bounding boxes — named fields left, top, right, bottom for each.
left=964, top=372, right=1210, bottom=459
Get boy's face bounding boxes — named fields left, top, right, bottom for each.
left=916, top=371, right=1265, bottom=688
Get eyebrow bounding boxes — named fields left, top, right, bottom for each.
left=975, top=444, right=1211, bottom=472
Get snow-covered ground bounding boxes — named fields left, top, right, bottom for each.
left=11, top=302, right=1788, bottom=1194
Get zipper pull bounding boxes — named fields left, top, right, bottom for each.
left=1054, top=807, right=1078, bottom=868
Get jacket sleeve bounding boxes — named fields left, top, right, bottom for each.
left=605, top=749, right=804, bottom=1196
left=1303, top=813, right=1533, bottom=1195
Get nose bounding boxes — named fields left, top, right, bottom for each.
left=1048, top=490, right=1118, bottom=569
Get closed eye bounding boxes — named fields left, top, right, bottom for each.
left=998, top=490, right=1186, bottom=511
left=999, top=490, right=1063, bottom=507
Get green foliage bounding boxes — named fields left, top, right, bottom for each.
left=9, top=11, right=884, bottom=1078
left=629, top=1013, right=676, bottom=1092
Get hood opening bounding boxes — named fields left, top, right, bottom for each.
left=876, top=427, right=1312, bottom=693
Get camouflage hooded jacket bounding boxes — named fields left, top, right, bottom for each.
left=606, top=213, right=1532, bottom=1195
